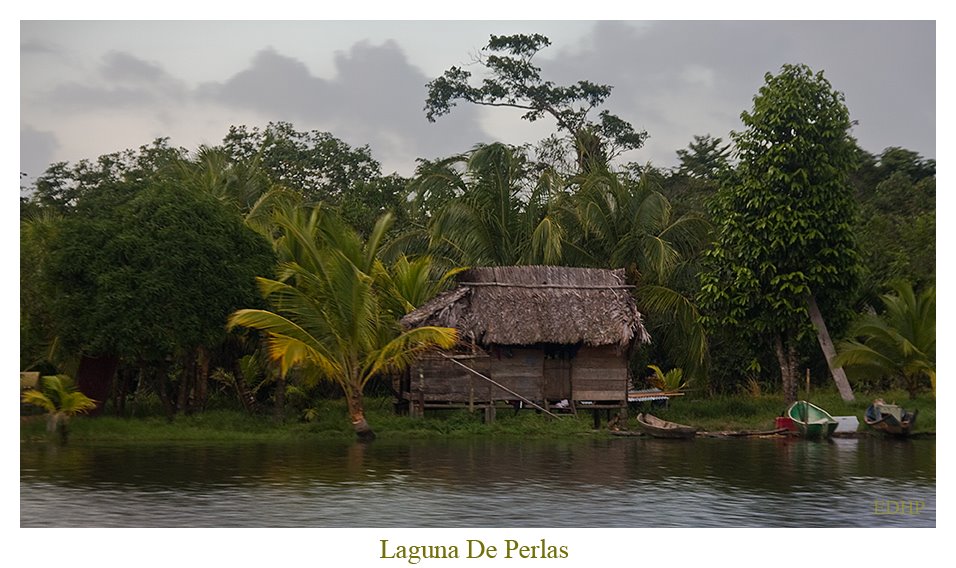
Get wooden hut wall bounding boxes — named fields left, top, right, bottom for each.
left=488, top=347, right=545, bottom=401
left=410, top=356, right=491, bottom=402
left=570, top=345, right=628, bottom=402
left=543, top=357, right=571, bottom=400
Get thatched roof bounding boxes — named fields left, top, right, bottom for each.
left=401, top=266, right=650, bottom=349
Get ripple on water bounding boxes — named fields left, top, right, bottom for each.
left=21, top=437, right=935, bottom=527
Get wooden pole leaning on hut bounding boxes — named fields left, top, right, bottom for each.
left=438, top=353, right=563, bottom=420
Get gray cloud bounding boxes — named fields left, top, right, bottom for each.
left=199, top=41, right=489, bottom=173
left=20, top=125, right=59, bottom=180
left=20, top=38, right=61, bottom=56
left=19, top=22, right=934, bottom=182
left=43, top=51, right=187, bottom=111
left=101, top=51, right=172, bottom=84
left=542, top=21, right=936, bottom=166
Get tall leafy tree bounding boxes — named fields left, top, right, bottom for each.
left=228, top=206, right=457, bottom=440
left=699, top=64, right=860, bottom=402
left=674, top=134, right=732, bottom=180
left=29, top=139, right=185, bottom=213
left=425, top=34, right=646, bottom=173
left=221, top=122, right=382, bottom=205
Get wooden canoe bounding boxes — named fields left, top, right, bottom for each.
left=864, top=401, right=917, bottom=436
left=636, top=413, right=697, bottom=439
left=786, top=401, right=838, bottom=439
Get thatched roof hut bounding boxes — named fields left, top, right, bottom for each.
left=401, top=266, right=650, bottom=350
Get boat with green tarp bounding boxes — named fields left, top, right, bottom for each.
left=786, top=401, right=838, bottom=439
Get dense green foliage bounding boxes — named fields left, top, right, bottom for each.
left=21, top=212, right=63, bottom=372
left=222, top=122, right=411, bottom=236
left=47, top=180, right=274, bottom=360
left=21, top=141, right=278, bottom=417
left=851, top=149, right=935, bottom=305
left=29, top=139, right=186, bottom=213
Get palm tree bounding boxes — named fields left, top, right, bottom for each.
left=834, top=281, right=935, bottom=398
left=228, top=205, right=457, bottom=440
left=417, top=143, right=565, bottom=266
left=563, top=167, right=710, bottom=278
left=21, top=211, right=73, bottom=373
left=646, top=364, right=691, bottom=392
left=562, top=168, right=712, bottom=380
left=21, top=375, right=97, bottom=443
left=177, top=145, right=273, bottom=213
left=379, top=254, right=466, bottom=318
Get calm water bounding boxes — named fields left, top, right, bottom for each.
left=20, top=436, right=935, bottom=527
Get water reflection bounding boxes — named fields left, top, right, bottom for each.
left=21, top=437, right=935, bottom=527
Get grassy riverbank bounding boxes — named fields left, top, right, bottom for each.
left=642, top=389, right=935, bottom=433
left=20, top=389, right=934, bottom=443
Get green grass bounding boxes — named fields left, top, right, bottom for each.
left=19, top=397, right=597, bottom=443
left=20, top=389, right=934, bottom=444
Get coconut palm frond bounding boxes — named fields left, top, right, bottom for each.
left=637, top=285, right=709, bottom=380
left=364, top=326, right=458, bottom=384
left=836, top=281, right=934, bottom=396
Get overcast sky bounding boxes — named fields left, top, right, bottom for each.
left=20, top=20, right=936, bottom=183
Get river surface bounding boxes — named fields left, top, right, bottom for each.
left=20, top=436, right=935, bottom=527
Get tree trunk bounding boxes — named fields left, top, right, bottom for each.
left=176, top=368, right=188, bottom=415
left=177, top=354, right=194, bottom=415
left=114, top=367, right=130, bottom=417
left=150, top=364, right=175, bottom=420
left=903, top=372, right=920, bottom=399
left=274, top=373, right=286, bottom=421
left=774, top=333, right=799, bottom=403
left=195, top=346, right=210, bottom=411
left=231, top=359, right=255, bottom=414
left=57, top=418, right=69, bottom=445
left=344, top=385, right=375, bottom=442
left=806, top=294, right=855, bottom=402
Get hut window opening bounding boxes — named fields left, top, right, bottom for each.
left=543, top=343, right=580, bottom=361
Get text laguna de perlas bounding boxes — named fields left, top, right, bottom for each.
left=381, top=539, right=569, bottom=563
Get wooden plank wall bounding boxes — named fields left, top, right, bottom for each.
left=408, top=345, right=628, bottom=407
left=571, top=345, right=627, bottom=402
left=488, top=347, right=544, bottom=401
left=410, top=357, right=491, bottom=402
left=543, top=357, right=571, bottom=400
